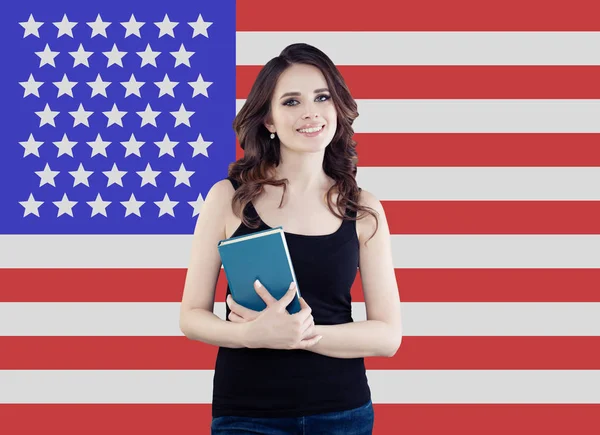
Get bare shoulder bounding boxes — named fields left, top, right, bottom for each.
left=207, top=178, right=235, bottom=200
left=192, top=179, right=235, bottom=237
left=356, top=188, right=387, bottom=246
left=357, top=188, right=383, bottom=211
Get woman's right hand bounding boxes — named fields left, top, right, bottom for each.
left=242, top=280, right=323, bottom=350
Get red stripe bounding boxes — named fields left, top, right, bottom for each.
left=1, top=336, right=599, bottom=370
left=237, top=0, right=600, bottom=31
left=1, top=404, right=599, bottom=435
left=237, top=66, right=600, bottom=99
left=2, top=268, right=599, bottom=302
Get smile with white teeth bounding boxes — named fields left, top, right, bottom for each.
left=297, top=125, right=324, bottom=133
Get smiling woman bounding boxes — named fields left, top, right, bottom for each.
left=266, top=64, right=337, bottom=153
left=179, top=43, right=402, bottom=435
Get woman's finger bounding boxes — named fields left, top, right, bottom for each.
left=254, top=279, right=277, bottom=307
left=300, top=313, right=314, bottom=334
left=227, top=295, right=259, bottom=319
left=301, top=324, right=318, bottom=341
left=297, top=335, right=323, bottom=349
left=228, top=311, right=245, bottom=323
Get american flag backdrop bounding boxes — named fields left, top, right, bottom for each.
left=1, top=0, right=600, bottom=434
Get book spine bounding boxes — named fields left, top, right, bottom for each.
left=279, top=232, right=301, bottom=298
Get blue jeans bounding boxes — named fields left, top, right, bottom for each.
left=211, top=400, right=374, bottom=434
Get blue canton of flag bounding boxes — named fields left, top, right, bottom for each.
left=0, top=0, right=236, bottom=235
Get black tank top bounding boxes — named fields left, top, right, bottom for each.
left=211, top=177, right=372, bottom=418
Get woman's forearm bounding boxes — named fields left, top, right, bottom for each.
left=179, top=308, right=247, bottom=348
left=307, top=320, right=402, bottom=359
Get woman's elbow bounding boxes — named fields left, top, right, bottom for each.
left=179, top=308, right=196, bottom=339
left=385, top=329, right=403, bottom=358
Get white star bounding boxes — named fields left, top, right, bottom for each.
left=154, top=73, right=178, bottom=97
left=52, top=133, right=77, bottom=157
left=188, top=132, right=213, bottom=157
left=120, top=133, right=145, bottom=157
left=155, top=193, right=178, bottom=217
left=170, top=162, right=194, bottom=187
left=35, top=163, right=59, bottom=187
left=53, top=193, right=77, bottom=217
left=136, top=162, right=161, bottom=187
left=35, top=44, right=59, bottom=67
left=137, top=43, right=160, bottom=67
left=188, top=192, right=205, bottom=217
left=170, top=43, right=194, bottom=67
left=121, top=193, right=144, bottom=217
left=188, top=73, right=213, bottom=98
left=53, top=14, right=77, bottom=38
left=121, top=73, right=145, bottom=97
left=69, top=43, right=93, bottom=67
left=68, top=103, right=93, bottom=127
left=87, top=14, right=111, bottom=38
left=170, top=103, right=194, bottom=127
left=102, top=103, right=127, bottom=127
left=69, top=162, right=93, bottom=187
left=154, top=133, right=178, bottom=157
left=121, top=14, right=145, bottom=38
left=20, top=193, right=44, bottom=217
left=86, top=73, right=111, bottom=97
left=136, top=103, right=160, bottom=127
left=154, top=14, right=178, bottom=38
left=35, top=103, right=59, bottom=127
left=19, top=73, right=43, bottom=97
left=19, top=133, right=44, bottom=157
left=20, top=14, right=43, bottom=38
left=103, top=163, right=127, bottom=187
left=188, top=13, right=212, bottom=38
left=52, top=73, right=77, bottom=98
left=87, top=133, right=111, bottom=157
left=87, top=193, right=111, bottom=217
left=102, top=43, right=127, bottom=67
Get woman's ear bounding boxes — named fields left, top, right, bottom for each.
left=264, top=117, right=276, bottom=134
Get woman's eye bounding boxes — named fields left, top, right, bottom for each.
left=282, top=95, right=331, bottom=107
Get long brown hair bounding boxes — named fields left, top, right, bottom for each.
left=229, top=43, right=379, bottom=244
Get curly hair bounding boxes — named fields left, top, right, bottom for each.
left=229, top=43, right=379, bottom=244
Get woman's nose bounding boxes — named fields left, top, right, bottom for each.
left=301, top=110, right=320, bottom=120
left=301, top=100, right=322, bottom=119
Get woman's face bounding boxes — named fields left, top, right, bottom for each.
left=265, top=63, right=337, bottom=153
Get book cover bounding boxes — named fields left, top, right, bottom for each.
left=217, top=226, right=302, bottom=315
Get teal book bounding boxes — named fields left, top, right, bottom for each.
left=217, top=226, right=302, bottom=314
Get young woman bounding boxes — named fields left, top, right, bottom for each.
left=179, top=43, right=402, bottom=435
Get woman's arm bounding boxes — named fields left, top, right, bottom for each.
left=179, top=179, right=247, bottom=349
left=306, top=189, right=403, bottom=359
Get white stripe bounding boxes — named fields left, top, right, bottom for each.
left=2, top=370, right=599, bottom=403
left=1, top=234, right=599, bottom=268
left=1, top=302, right=599, bottom=336
left=236, top=32, right=600, bottom=66
left=355, top=167, right=600, bottom=201
left=236, top=99, right=600, bottom=133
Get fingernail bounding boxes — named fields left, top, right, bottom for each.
left=254, top=279, right=261, bottom=287
left=290, top=282, right=296, bottom=289
left=317, top=335, right=323, bottom=342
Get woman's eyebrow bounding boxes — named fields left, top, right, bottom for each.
left=279, top=88, right=330, bottom=99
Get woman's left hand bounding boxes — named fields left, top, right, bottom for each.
left=226, top=294, right=261, bottom=323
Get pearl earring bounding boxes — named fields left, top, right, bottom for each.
left=270, top=133, right=276, bottom=139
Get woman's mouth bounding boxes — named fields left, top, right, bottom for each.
left=296, top=124, right=325, bottom=137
